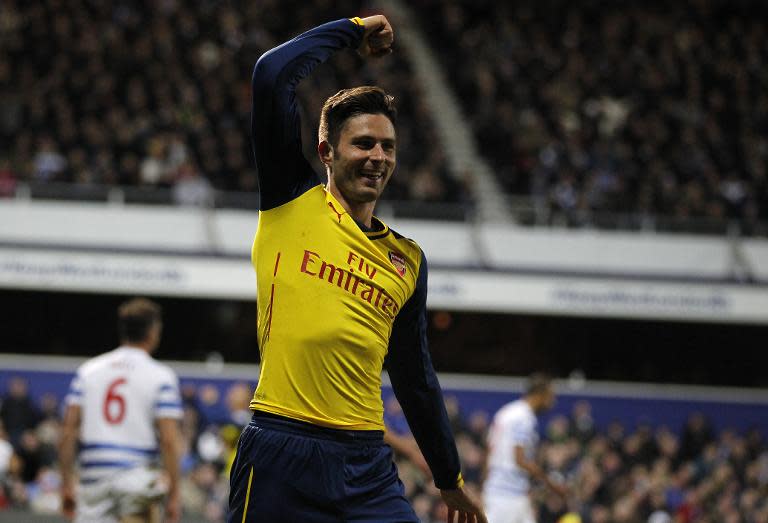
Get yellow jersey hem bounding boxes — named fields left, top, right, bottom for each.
left=250, top=404, right=384, bottom=431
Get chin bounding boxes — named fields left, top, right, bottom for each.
left=352, top=185, right=381, bottom=202
left=355, top=192, right=380, bottom=204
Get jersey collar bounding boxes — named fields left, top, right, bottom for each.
left=324, top=188, right=391, bottom=240
left=363, top=217, right=390, bottom=240
left=114, top=346, right=151, bottom=360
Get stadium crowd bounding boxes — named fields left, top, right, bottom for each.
left=3, top=0, right=768, bottom=232
left=412, top=0, right=768, bottom=232
left=0, top=0, right=464, bottom=206
left=0, top=376, right=766, bottom=522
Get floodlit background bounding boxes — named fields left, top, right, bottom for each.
left=1, top=0, right=767, bottom=521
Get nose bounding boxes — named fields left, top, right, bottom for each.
left=369, top=143, right=385, bottom=162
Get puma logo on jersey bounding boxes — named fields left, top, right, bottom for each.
left=328, top=201, right=344, bottom=223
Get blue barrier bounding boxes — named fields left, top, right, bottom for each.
left=2, top=356, right=767, bottom=437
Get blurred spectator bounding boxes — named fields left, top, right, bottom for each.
left=0, top=427, right=13, bottom=496
left=0, top=377, right=42, bottom=446
left=223, top=382, right=252, bottom=427
left=0, top=158, right=17, bottom=197
left=382, top=397, right=432, bottom=479
left=680, top=412, right=715, bottom=461
left=14, top=430, right=48, bottom=484
left=466, top=409, right=490, bottom=447
left=172, top=161, right=214, bottom=207
left=31, top=136, right=66, bottom=182
left=27, top=466, right=60, bottom=515
left=0, top=452, right=28, bottom=509
left=383, top=395, right=411, bottom=436
left=569, top=400, right=596, bottom=443
left=196, top=425, right=226, bottom=466
left=36, top=394, right=59, bottom=424
left=444, top=395, right=470, bottom=436
left=140, top=136, right=172, bottom=187
left=180, top=461, right=227, bottom=521
left=179, top=383, right=205, bottom=464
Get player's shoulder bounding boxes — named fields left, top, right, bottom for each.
left=389, top=227, right=419, bottom=247
left=383, top=225, right=424, bottom=263
left=129, top=357, right=179, bottom=397
left=142, top=357, right=179, bottom=383
left=496, top=400, right=518, bottom=417
left=514, top=401, right=537, bottom=426
left=499, top=399, right=534, bottom=423
left=261, top=183, right=324, bottom=215
left=76, top=348, right=120, bottom=376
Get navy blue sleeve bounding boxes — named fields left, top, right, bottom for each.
left=252, top=19, right=364, bottom=210
left=386, top=251, right=463, bottom=490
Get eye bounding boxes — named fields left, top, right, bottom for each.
left=354, top=139, right=375, bottom=149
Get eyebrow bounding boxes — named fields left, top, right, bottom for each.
left=353, top=135, right=396, bottom=144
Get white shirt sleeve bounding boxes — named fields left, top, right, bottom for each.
left=510, top=415, right=536, bottom=448
left=65, top=373, right=84, bottom=407
left=153, top=371, right=183, bottom=420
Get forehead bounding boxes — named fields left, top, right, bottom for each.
left=339, top=113, right=396, bottom=141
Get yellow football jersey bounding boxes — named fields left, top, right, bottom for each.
left=250, top=186, right=421, bottom=430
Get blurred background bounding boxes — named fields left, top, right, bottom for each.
left=1, top=0, right=767, bottom=521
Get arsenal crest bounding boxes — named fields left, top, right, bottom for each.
left=389, top=251, right=406, bottom=277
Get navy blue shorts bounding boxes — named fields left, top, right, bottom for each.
left=227, top=412, right=418, bottom=523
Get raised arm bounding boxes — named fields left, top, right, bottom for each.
left=386, top=251, right=487, bottom=522
left=251, top=19, right=364, bottom=210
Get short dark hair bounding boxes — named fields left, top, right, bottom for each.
left=318, top=86, right=397, bottom=147
left=526, top=373, right=553, bottom=396
left=118, top=298, right=162, bottom=343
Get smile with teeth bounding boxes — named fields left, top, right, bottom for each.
left=361, top=171, right=384, bottom=180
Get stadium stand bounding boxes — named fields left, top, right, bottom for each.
left=411, top=0, right=768, bottom=234
left=0, top=369, right=766, bottom=522
left=5, top=1, right=768, bottom=233
left=0, top=0, right=468, bottom=213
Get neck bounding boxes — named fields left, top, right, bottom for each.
left=327, top=183, right=376, bottom=228
left=122, top=341, right=152, bottom=353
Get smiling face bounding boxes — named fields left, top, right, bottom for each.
left=320, top=112, right=396, bottom=222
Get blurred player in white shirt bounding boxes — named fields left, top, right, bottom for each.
left=59, top=298, right=183, bottom=523
left=482, top=374, right=567, bottom=523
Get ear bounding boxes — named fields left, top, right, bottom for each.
left=318, top=140, right=333, bottom=167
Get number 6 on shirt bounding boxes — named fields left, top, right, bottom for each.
left=103, top=377, right=127, bottom=424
